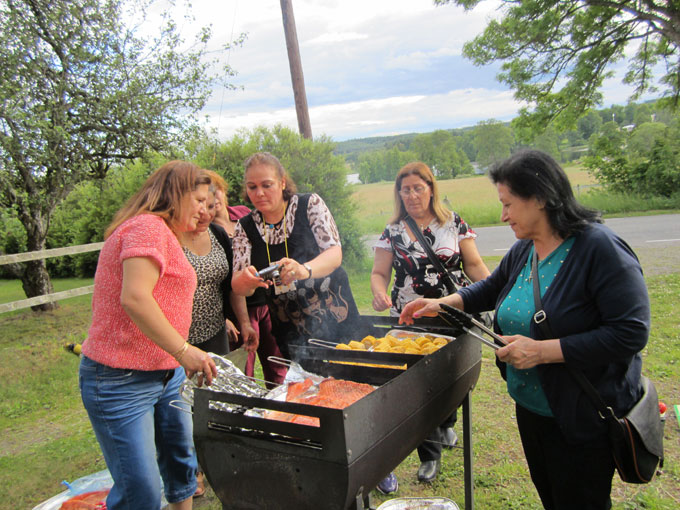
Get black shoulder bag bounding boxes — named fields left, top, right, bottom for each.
left=530, top=250, right=664, bottom=484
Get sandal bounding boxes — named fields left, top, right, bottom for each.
left=194, top=471, right=206, bottom=498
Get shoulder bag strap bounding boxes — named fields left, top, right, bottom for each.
left=530, top=249, right=614, bottom=419
left=404, top=216, right=457, bottom=293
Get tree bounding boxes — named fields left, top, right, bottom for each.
left=0, top=0, right=239, bottom=309
left=411, top=130, right=472, bottom=178
left=472, top=120, right=515, bottom=169
left=435, top=1, right=680, bottom=133
left=184, top=125, right=366, bottom=266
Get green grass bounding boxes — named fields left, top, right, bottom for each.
left=1, top=188, right=679, bottom=508
left=1, top=268, right=677, bottom=509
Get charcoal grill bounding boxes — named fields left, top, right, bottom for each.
left=193, top=315, right=482, bottom=510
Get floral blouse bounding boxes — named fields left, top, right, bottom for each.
left=375, top=213, right=477, bottom=315
left=232, top=193, right=340, bottom=271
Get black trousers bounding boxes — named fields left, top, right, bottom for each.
left=417, top=410, right=457, bottom=462
left=194, top=326, right=229, bottom=356
left=515, top=403, right=615, bottom=510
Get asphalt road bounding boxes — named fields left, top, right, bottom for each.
left=473, top=213, right=680, bottom=256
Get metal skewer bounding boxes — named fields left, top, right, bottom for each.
left=438, top=304, right=506, bottom=351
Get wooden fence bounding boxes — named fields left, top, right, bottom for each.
left=0, top=242, right=103, bottom=314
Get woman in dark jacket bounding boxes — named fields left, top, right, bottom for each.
left=400, top=150, right=650, bottom=510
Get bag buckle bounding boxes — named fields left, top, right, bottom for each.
left=533, top=310, right=547, bottom=324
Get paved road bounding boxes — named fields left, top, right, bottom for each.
left=364, top=214, right=680, bottom=255
left=472, top=213, right=680, bottom=256
left=363, top=214, right=680, bottom=275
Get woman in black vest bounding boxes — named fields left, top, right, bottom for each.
left=231, top=152, right=359, bottom=360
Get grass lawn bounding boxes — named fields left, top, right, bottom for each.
left=1, top=170, right=678, bottom=508
left=1, top=262, right=678, bottom=509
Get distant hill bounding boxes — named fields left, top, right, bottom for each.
left=333, top=126, right=477, bottom=165
left=333, top=132, right=420, bottom=156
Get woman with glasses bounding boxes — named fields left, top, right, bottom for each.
left=370, top=161, right=489, bottom=492
left=231, top=152, right=360, bottom=360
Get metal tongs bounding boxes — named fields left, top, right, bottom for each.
left=438, top=304, right=506, bottom=351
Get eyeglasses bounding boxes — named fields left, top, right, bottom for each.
left=399, top=185, right=429, bottom=197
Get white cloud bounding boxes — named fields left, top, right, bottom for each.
left=172, top=0, right=658, bottom=142
left=205, top=87, right=524, bottom=141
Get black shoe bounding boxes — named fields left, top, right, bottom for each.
left=443, top=427, right=458, bottom=449
left=417, top=459, right=440, bottom=482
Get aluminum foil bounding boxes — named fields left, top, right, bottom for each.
left=376, top=497, right=460, bottom=510
left=180, top=352, right=268, bottom=413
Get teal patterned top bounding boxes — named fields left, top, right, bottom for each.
left=497, top=238, right=575, bottom=416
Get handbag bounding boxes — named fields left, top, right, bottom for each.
left=530, top=249, right=664, bottom=483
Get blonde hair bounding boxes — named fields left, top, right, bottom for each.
left=205, top=169, right=228, bottom=194
left=105, top=160, right=210, bottom=238
left=242, top=152, right=297, bottom=202
left=389, top=161, right=451, bottom=225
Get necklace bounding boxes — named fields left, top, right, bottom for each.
left=411, top=214, right=433, bottom=230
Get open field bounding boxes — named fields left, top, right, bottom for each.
left=352, top=167, right=597, bottom=235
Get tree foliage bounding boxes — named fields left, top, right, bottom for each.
left=0, top=0, right=237, bottom=308
left=473, top=119, right=515, bottom=169
left=184, top=125, right=366, bottom=267
left=411, top=130, right=472, bottom=178
left=585, top=118, right=680, bottom=197
left=436, top=0, right=680, bottom=133
left=357, top=147, right=419, bottom=184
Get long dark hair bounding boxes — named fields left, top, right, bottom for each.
left=489, top=150, right=602, bottom=239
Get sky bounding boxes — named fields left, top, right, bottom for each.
left=159, top=0, right=648, bottom=142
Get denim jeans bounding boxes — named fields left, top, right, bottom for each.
left=79, top=356, right=197, bottom=509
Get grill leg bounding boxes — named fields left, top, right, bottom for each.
left=463, top=391, right=474, bottom=510
left=353, top=487, right=373, bottom=510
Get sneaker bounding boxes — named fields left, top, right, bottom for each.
left=443, top=427, right=458, bottom=449
left=377, top=472, right=398, bottom=494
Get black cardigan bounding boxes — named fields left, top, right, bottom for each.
left=209, top=223, right=236, bottom=324
left=458, top=222, right=650, bottom=445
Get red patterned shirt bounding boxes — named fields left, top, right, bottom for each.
left=82, top=214, right=197, bottom=370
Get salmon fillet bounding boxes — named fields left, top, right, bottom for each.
left=265, top=377, right=374, bottom=427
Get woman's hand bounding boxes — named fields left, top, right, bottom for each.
left=398, top=298, right=442, bottom=324
left=495, top=335, right=563, bottom=369
left=233, top=266, right=270, bottom=296
left=276, top=257, right=304, bottom=285
left=372, top=291, right=392, bottom=312
left=225, top=319, right=240, bottom=344
left=181, top=344, right=218, bottom=386
left=241, top=323, right=259, bottom=353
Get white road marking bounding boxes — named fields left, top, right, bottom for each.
left=646, top=239, right=680, bottom=243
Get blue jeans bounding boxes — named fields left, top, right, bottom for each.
left=79, top=356, right=197, bottom=509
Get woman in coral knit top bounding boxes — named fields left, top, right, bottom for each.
left=79, top=160, right=218, bottom=510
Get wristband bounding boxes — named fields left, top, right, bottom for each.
left=303, top=263, right=313, bottom=279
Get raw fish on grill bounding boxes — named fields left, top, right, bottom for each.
left=265, top=377, right=374, bottom=426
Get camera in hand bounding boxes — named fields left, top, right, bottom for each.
left=256, top=264, right=281, bottom=285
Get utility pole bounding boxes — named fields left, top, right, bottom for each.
left=280, top=0, right=313, bottom=139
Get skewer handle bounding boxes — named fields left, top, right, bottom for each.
left=468, top=316, right=506, bottom=345
left=463, top=326, right=500, bottom=350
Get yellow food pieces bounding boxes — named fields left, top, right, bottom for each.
left=334, top=332, right=449, bottom=356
